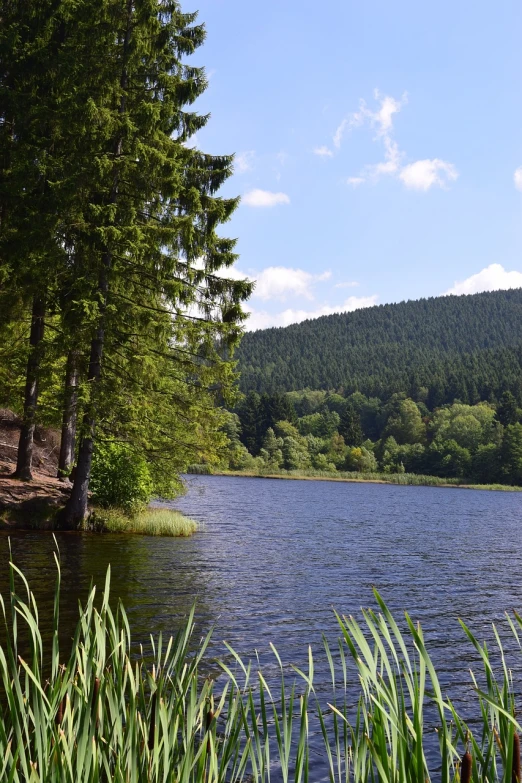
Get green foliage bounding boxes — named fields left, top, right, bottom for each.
left=345, top=445, right=378, bottom=472
left=500, top=423, right=522, bottom=484
left=297, top=409, right=340, bottom=437
left=237, top=288, right=522, bottom=405
left=5, top=552, right=522, bottom=782
left=225, top=392, right=522, bottom=485
left=90, top=442, right=154, bottom=511
left=471, top=443, right=502, bottom=483
left=92, top=506, right=197, bottom=536
left=0, top=0, right=253, bottom=513
left=382, top=397, right=426, bottom=444
left=497, top=390, right=521, bottom=426
left=430, top=402, right=496, bottom=450
left=258, top=427, right=284, bottom=469
left=427, top=439, right=472, bottom=478
left=338, top=401, right=364, bottom=446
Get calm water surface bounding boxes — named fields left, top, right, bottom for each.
left=2, top=476, right=522, bottom=772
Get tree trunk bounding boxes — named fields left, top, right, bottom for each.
left=14, top=296, right=45, bottom=480
left=60, top=253, right=110, bottom=528
left=57, top=349, right=79, bottom=480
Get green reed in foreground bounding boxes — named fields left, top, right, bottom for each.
left=1, top=545, right=522, bottom=782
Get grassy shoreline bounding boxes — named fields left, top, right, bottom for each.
left=90, top=506, right=198, bottom=536
left=0, top=462, right=198, bottom=535
left=0, top=503, right=199, bottom=536
left=211, top=468, right=522, bottom=491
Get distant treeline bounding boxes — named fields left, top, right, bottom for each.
left=236, top=289, right=522, bottom=405
left=218, top=389, right=522, bottom=485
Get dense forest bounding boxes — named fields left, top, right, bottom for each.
left=236, top=289, right=522, bottom=405
left=216, top=289, right=522, bottom=485
left=218, top=389, right=522, bottom=485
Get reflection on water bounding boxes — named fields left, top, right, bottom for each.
left=1, top=476, right=522, bottom=775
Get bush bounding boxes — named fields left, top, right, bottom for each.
left=90, top=442, right=154, bottom=511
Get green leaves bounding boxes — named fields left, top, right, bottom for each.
left=3, top=552, right=522, bottom=781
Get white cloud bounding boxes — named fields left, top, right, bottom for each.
left=444, top=264, right=522, bottom=296
left=235, top=151, right=255, bottom=173
left=213, top=264, right=250, bottom=281
left=253, top=266, right=331, bottom=301
left=183, top=134, right=198, bottom=149
left=369, top=91, right=407, bottom=136
left=314, top=145, right=334, bottom=157
left=243, top=189, right=290, bottom=207
left=333, top=118, right=349, bottom=149
left=332, top=92, right=407, bottom=152
left=514, top=166, right=522, bottom=191
left=399, top=158, right=458, bottom=191
left=328, top=91, right=458, bottom=192
left=245, top=295, right=378, bottom=331
left=366, top=137, right=402, bottom=179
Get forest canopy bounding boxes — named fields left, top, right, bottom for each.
left=214, top=289, right=522, bottom=486
left=236, top=288, right=522, bottom=406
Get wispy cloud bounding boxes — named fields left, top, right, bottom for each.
left=335, top=280, right=359, bottom=288
left=243, top=189, right=290, bottom=207
left=444, top=264, right=522, bottom=295
left=514, top=166, right=522, bottom=192
left=320, top=91, right=458, bottom=192
left=314, top=145, right=334, bottom=158
left=333, top=118, right=350, bottom=149
left=331, top=90, right=406, bottom=152
left=245, top=295, right=378, bottom=331
left=235, top=150, right=255, bottom=173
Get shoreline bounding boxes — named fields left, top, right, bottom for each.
left=210, top=470, right=522, bottom=492
left=0, top=460, right=197, bottom=535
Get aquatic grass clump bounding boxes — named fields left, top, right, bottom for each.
left=91, top=506, right=198, bottom=536
left=3, top=546, right=522, bottom=781
left=0, top=548, right=246, bottom=782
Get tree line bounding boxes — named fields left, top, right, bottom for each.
left=0, top=1, right=251, bottom=526
left=219, top=389, right=522, bottom=485
left=236, top=289, right=522, bottom=405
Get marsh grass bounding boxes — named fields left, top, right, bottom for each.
left=2, top=546, right=522, bottom=781
left=216, top=469, right=522, bottom=491
left=90, top=506, right=198, bottom=536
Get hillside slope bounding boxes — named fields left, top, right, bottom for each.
left=237, top=289, right=522, bottom=404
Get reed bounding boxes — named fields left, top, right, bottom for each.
left=216, top=468, right=522, bottom=491
left=91, top=506, right=198, bottom=536
left=2, top=546, right=522, bottom=781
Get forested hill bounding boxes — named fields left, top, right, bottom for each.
left=236, top=289, right=522, bottom=406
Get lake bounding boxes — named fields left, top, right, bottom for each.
left=1, top=475, right=522, bottom=774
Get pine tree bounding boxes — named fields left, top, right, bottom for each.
left=56, top=0, right=251, bottom=526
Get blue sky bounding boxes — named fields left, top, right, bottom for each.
left=188, top=0, right=522, bottom=330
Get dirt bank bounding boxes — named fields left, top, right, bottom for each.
left=0, top=411, right=67, bottom=527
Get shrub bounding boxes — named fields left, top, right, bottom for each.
left=90, top=442, right=154, bottom=511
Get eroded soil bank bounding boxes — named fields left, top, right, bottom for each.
left=0, top=410, right=68, bottom=527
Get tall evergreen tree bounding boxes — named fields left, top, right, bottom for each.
left=57, top=0, right=251, bottom=526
